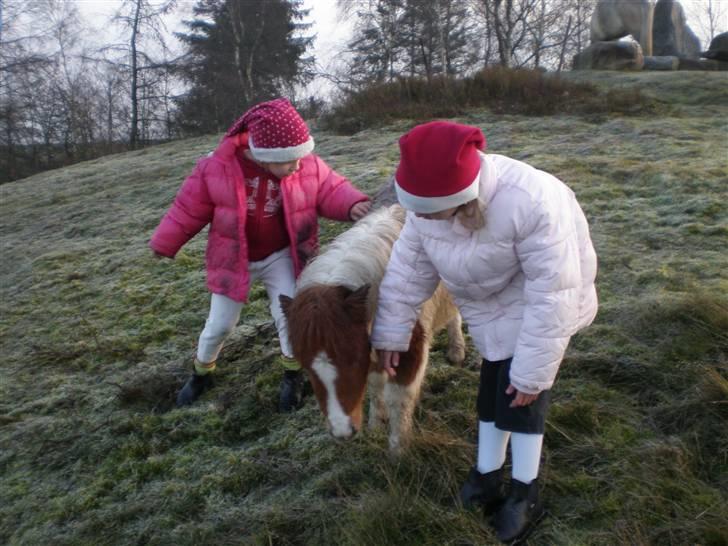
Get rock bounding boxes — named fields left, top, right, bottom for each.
left=653, top=0, right=701, bottom=59
left=643, top=56, right=679, bottom=70
left=702, top=32, right=728, bottom=62
left=573, top=41, right=645, bottom=71
left=678, top=58, right=728, bottom=71
left=590, top=0, right=653, bottom=56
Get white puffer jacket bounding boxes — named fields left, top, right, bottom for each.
left=371, top=153, right=598, bottom=394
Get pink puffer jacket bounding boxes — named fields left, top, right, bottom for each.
left=149, top=135, right=369, bottom=302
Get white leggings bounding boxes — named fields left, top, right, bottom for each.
left=197, top=247, right=296, bottom=363
left=478, top=421, right=544, bottom=484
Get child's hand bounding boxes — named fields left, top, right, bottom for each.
left=349, top=201, right=371, bottom=221
left=377, top=350, right=400, bottom=378
left=506, top=384, right=539, bottom=407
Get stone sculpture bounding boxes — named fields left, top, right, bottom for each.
left=573, top=41, right=645, bottom=71
left=702, top=32, right=728, bottom=62
left=590, top=0, right=654, bottom=56
left=653, top=0, right=701, bottom=59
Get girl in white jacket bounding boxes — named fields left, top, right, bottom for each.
left=371, top=121, right=598, bottom=543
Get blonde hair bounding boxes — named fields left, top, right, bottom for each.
left=456, top=198, right=486, bottom=231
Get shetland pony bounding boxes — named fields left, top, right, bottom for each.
left=279, top=205, right=465, bottom=453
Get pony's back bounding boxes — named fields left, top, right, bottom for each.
left=297, top=205, right=406, bottom=316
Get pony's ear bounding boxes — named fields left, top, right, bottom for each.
left=344, top=284, right=370, bottom=323
left=279, top=294, right=293, bottom=319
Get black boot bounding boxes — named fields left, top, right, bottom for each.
left=460, top=467, right=505, bottom=513
left=278, top=369, right=304, bottom=412
left=176, top=372, right=214, bottom=407
left=494, top=478, right=544, bottom=543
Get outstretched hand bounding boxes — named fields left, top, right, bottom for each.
left=350, top=201, right=371, bottom=221
left=506, top=384, right=539, bottom=408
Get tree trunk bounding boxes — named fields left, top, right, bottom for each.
left=106, top=81, right=114, bottom=150
left=490, top=0, right=513, bottom=67
left=129, top=0, right=141, bottom=149
left=229, top=0, right=267, bottom=105
left=557, top=15, right=573, bottom=72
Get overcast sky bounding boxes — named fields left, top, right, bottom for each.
left=75, top=0, right=352, bottom=97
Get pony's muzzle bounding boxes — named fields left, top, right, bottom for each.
left=328, top=421, right=359, bottom=439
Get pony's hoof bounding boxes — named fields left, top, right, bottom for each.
left=388, top=436, right=408, bottom=455
left=447, top=346, right=466, bottom=365
left=368, top=418, right=385, bottom=430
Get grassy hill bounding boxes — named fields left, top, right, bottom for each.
left=1, top=71, right=726, bottom=546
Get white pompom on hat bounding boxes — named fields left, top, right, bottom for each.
left=226, top=98, right=314, bottom=162
left=395, top=121, right=486, bottom=213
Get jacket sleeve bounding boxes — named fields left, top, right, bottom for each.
left=371, top=216, right=441, bottom=351
left=510, top=192, right=582, bottom=394
left=149, top=160, right=214, bottom=258
left=313, top=156, right=369, bottom=221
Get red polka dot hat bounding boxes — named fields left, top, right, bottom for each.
left=227, top=98, right=314, bottom=162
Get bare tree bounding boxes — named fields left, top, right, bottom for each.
left=111, top=0, right=177, bottom=148
left=685, top=0, right=727, bottom=48
left=556, top=13, right=574, bottom=71
left=471, top=0, right=539, bottom=67
left=1, top=0, right=144, bottom=181
left=464, top=0, right=597, bottom=70
left=42, top=0, right=102, bottom=160
left=1, top=0, right=63, bottom=180
left=522, top=0, right=594, bottom=71
left=523, top=0, right=556, bottom=68
left=569, top=0, right=595, bottom=54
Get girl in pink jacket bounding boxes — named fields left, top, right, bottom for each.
left=371, top=122, right=597, bottom=543
left=150, top=99, right=370, bottom=410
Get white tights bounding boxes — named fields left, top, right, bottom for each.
left=477, top=420, right=544, bottom=484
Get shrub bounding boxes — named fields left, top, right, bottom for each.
left=322, top=67, right=660, bottom=134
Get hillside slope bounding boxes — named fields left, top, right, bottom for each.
left=1, top=72, right=726, bottom=545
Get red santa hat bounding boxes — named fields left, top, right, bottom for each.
left=226, top=98, right=314, bottom=162
left=395, top=121, right=486, bottom=213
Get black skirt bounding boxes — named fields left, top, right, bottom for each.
left=477, top=358, right=550, bottom=434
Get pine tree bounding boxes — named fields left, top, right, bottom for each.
left=175, top=0, right=313, bottom=135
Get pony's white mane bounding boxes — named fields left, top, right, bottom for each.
left=297, top=205, right=405, bottom=312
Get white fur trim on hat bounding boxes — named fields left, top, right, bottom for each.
left=394, top=170, right=480, bottom=213
left=249, top=136, right=315, bottom=163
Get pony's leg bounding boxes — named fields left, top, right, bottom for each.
left=384, top=322, right=429, bottom=454
left=446, top=313, right=466, bottom=365
left=367, top=369, right=388, bottom=430
left=385, top=343, right=429, bottom=454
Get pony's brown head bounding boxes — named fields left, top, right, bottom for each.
left=280, top=284, right=371, bottom=438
